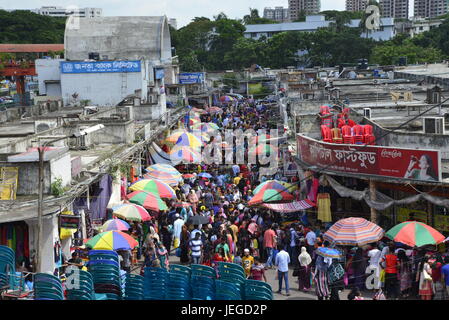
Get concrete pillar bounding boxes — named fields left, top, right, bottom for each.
left=370, top=180, right=377, bottom=224
left=107, top=168, right=122, bottom=209
left=40, top=214, right=58, bottom=273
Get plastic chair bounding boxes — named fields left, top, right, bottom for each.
left=191, top=264, right=215, bottom=278
left=331, top=128, right=343, bottom=144
left=353, top=125, right=364, bottom=145
left=169, top=264, right=191, bottom=277
left=363, top=124, right=375, bottom=145
left=341, top=125, right=354, bottom=144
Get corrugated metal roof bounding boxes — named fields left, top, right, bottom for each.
left=0, top=44, right=64, bottom=53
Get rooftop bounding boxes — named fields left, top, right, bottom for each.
left=0, top=44, right=64, bottom=53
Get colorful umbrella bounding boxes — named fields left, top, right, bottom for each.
left=144, top=164, right=183, bottom=186
left=191, top=107, right=208, bottom=114
left=182, top=116, right=201, bottom=126
left=86, top=231, right=138, bottom=251
left=248, top=222, right=259, bottom=235
left=127, top=190, right=168, bottom=212
left=112, top=203, right=151, bottom=222
left=102, top=219, right=131, bottom=231
left=174, top=132, right=203, bottom=149
left=219, top=96, right=235, bottom=103
left=183, top=173, right=196, bottom=179
left=248, top=187, right=294, bottom=206
left=253, top=180, right=294, bottom=195
left=249, top=144, right=278, bottom=157
left=385, top=221, right=445, bottom=247
left=129, top=179, right=176, bottom=199
left=251, top=134, right=272, bottom=144
left=316, top=247, right=341, bottom=259
left=192, top=122, right=220, bottom=133
left=323, top=217, right=384, bottom=246
left=169, top=146, right=202, bottom=164
left=166, top=130, right=191, bottom=143
left=198, top=172, right=213, bottom=179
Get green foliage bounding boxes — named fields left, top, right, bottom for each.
left=371, top=41, right=443, bottom=65
left=51, top=178, right=64, bottom=197
left=0, top=10, right=66, bottom=43
left=243, top=8, right=278, bottom=25
left=222, top=73, right=239, bottom=89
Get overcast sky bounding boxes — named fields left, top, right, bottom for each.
left=1, top=0, right=350, bottom=27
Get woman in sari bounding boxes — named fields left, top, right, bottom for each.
left=298, top=247, right=312, bottom=292
left=417, top=256, right=434, bottom=300
left=179, top=225, right=191, bottom=265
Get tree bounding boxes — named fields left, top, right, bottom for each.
left=371, top=41, right=443, bottom=65
left=224, top=37, right=265, bottom=69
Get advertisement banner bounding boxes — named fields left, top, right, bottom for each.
left=60, top=215, right=81, bottom=229
left=179, top=72, right=204, bottom=84
left=296, top=134, right=442, bottom=182
left=61, top=61, right=141, bottom=73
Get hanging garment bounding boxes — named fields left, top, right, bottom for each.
left=307, top=178, right=319, bottom=203
left=317, top=193, right=332, bottom=223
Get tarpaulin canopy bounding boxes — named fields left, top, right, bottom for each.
left=262, top=200, right=316, bottom=213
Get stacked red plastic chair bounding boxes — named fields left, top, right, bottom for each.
left=321, top=125, right=333, bottom=143
left=363, top=125, right=376, bottom=145
left=341, top=125, right=354, bottom=144
left=331, top=128, right=343, bottom=144
left=353, top=125, right=364, bottom=145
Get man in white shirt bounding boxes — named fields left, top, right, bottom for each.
left=367, top=243, right=382, bottom=289
left=305, top=230, right=317, bottom=254
left=190, top=225, right=202, bottom=240
left=173, top=214, right=185, bottom=249
left=275, top=245, right=291, bottom=296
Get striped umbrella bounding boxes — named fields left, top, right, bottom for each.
left=129, top=179, right=177, bottom=199
left=165, top=130, right=191, bottom=143
left=182, top=116, right=201, bottom=126
left=191, top=107, right=208, bottom=114
left=173, top=202, right=192, bottom=208
left=207, top=106, right=223, bottom=114
left=385, top=221, right=445, bottom=247
left=102, top=219, right=131, bottom=231
left=127, top=190, right=168, bottom=212
left=86, top=231, right=138, bottom=251
left=144, top=164, right=183, bottom=186
left=253, top=180, right=294, bottom=195
left=219, top=96, right=235, bottom=103
left=249, top=144, right=278, bottom=157
left=112, top=203, right=151, bottom=222
left=323, top=217, right=384, bottom=246
left=192, top=122, right=220, bottom=133
left=175, top=132, right=203, bottom=148
left=169, top=146, right=202, bottom=164
left=248, top=186, right=294, bottom=206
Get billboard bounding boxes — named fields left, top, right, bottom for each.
left=61, top=61, right=141, bottom=74
left=296, top=134, right=442, bottom=182
left=179, top=72, right=204, bottom=84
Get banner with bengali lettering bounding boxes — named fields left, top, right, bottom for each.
left=296, top=134, right=442, bottom=182
left=61, top=60, right=141, bottom=73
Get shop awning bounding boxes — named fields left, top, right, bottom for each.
left=263, top=200, right=316, bottom=213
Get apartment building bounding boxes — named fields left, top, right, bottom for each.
left=289, top=0, right=321, bottom=20
left=414, top=0, right=448, bottom=18
left=263, top=7, right=290, bottom=22
left=346, top=0, right=370, bottom=12
left=379, top=0, right=409, bottom=18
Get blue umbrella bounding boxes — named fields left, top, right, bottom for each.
left=316, top=247, right=341, bottom=259
left=198, top=173, right=212, bottom=179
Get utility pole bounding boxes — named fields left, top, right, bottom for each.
left=369, top=180, right=377, bottom=224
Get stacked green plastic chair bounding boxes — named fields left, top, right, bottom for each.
left=216, top=262, right=245, bottom=299
left=190, top=264, right=215, bottom=300
left=143, top=267, right=168, bottom=300
left=243, top=279, right=273, bottom=300
left=124, top=274, right=144, bottom=300
left=215, top=279, right=241, bottom=300
left=33, top=273, right=64, bottom=300
left=88, top=250, right=122, bottom=300
left=167, top=264, right=192, bottom=300
left=0, top=245, right=17, bottom=290
left=66, top=269, right=107, bottom=300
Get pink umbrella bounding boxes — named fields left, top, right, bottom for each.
left=248, top=222, right=259, bottom=235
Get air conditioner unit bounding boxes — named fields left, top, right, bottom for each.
left=423, top=117, right=445, bottom=134
left=34, top=119, right=58, bottom=133
left=363, top=108, right=372, bottom=119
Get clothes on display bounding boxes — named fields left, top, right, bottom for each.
left=317, top=193, right=332, bottom=223
left=0, top=221, right=29, bottom=263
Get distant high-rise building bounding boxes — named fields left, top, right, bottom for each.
left=414, top=0, right=449, bottom=18
left=6, top=6, right=102, bottom=18
left=379, top=0, right=409, bottom=18
left=263, top=7, right=290, bottom=22
left=168, top=18, right=178, bottom=30
left=289, top=0, right=321, bottom=21
left=346, top=0, right=370, bottom=12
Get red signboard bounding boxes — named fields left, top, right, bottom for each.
left=297, top=134, right=442, bottom=182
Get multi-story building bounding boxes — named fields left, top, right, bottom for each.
left=346, top=0, right=370, bottom=12
left=168, top=18, right=178, bottom=30
left=289, top=0, right=321, bottom=21
left=263, top=7, right=290, bottom=22
left=414, top=0, right=449, bottom=18
left=7, top=6, right=103, bottom=18
left=379, top=0, right=409, bottom=18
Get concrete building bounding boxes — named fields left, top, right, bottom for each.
left=263, top=7, right=290, bottom=22
left=169, top=18, right=178, bottom=30
left=346, top=0, right=369, bottom=12
left=414, top=0, right=449, bottom=18
left=35, top=16, right=173, bottom=116
left=289, top=0, right=321, bottom=20
left=244, top=15, right=396, bottom=41
left=7, top=6, right=102, bottom=18
left=380, top=0, right=410, bottom=18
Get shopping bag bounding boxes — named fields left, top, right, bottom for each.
left=174, top=237, right=180, bottom=249
left=379, top=269, right=385, bottom=283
